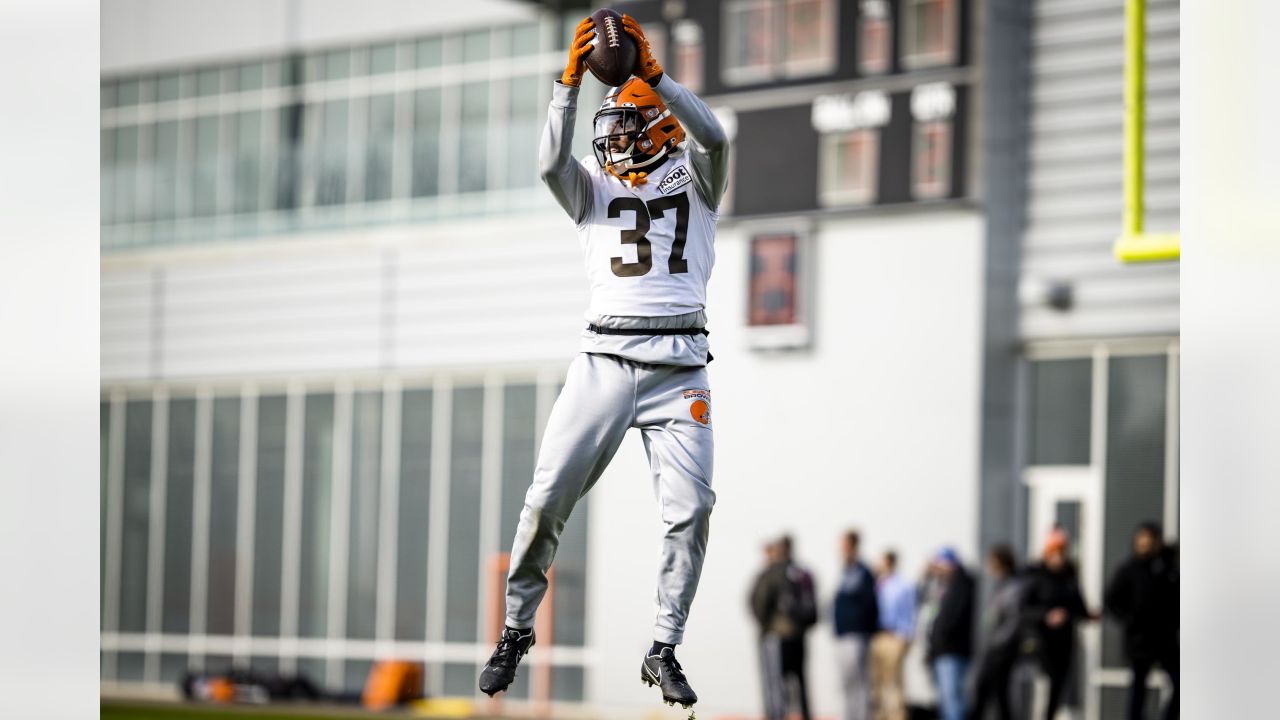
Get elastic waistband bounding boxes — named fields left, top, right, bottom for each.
left=587, top=323, right=709, bottom=337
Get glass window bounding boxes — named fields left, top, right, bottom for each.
left=412, top=89, right=441, bottom=198
left=239, top=62, right=265, bottom=92
left=117, top=652, right=146, bottom=681
left=511, top=23, right=540, bottom=57
left=153, top=121, right=180, bottom=222
left=1029, top=359, right=1092, bottom=465
left=299, top=392, right=335, bottom=638
left=416, top=37, right=443, bottom=68
left=552, top=666, right=585, bottom=701
left=673, top=21, right=705, bottom=93
left=159, top=653, right=189, bottom=683
left=370, top=42, right=398, bottom=75
left=196, top=68, right=222, bottom=97
left=912, top=119, right=951, bottom=200
left=748, top=234, right=799, bottom=326
left=274, top=104, right=303, bottom=211
left=903, top=0, right=958, bottom=68
left=314, top=100, right=349, bottom=206
left=119, top=400, right=153, bottom=633
left=346, top=391, right=382, bottom=641
left=234, top=111, right=263, bottom=214
left=192, top=116, right=221, bottom=217
left=134, top=124, right=156, bottom=223
left=500, top=385, right=537, bottom=550
left=206, top=397, right=240, bottom=636
left=117, top=78, right=142, bottom=106
left=463, top=30, right=490, bottom=63
left=553, top=491, right=590, bottom=648
left=344, top=659, right=374, bottom=694
left=1102, top=355, right=1168, bottom=668
left=506, top=77, right=539, bottom=190
left=445, top=386, right=484, bottom=642
left=823, top=128, right=880, bottom=205
left=156, top=73, right=181, bottom=102
left=365, top=94, right=396, bottom=202
left=396, top=388, right=433, bottom=641
left=101, top=128, right=115, bottom=225
left=458, top=82, right=489, bottom=193
left=252, top=395, right=288, bottom=637
left=324, top=49, right=353, bottom=81
left=724, top=0, right=777, bottom=82
left=858, top=0, right=893, bottom=75
left=163, top=398, right=197, bottom=634
left=101, top=81, right=117, bottom=109
left=113, top=126, right=139, bottom=224
left=781, top=0, right=836, bottom=75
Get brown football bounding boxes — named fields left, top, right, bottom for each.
left=584, top=9, right=638, bottom=88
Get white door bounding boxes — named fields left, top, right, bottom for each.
left=1024, top=465, right=1103, bottom=720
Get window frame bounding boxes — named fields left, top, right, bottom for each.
left=857, top=0, right=894, bottom=76
left=779, top=0, right=838, bottom=78
left=820, top=127, right=881, bottom=206
left=743, top=219, right=814, bottom=350
left=673, top=20, right=706, bottom=93
left=722, top=0, right=838, bottom=86
left=901, top=0, right=959, bottom=69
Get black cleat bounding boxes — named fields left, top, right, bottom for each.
left=640, top=646, right=698, bottom=708
left=478, top=627, right=536, bottom=697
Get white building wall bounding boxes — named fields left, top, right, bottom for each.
left=100, top=213, right=590, bottom=383
left=101, top=0, right=538, bottom=73
left=586, top=211, right=987, bottom=718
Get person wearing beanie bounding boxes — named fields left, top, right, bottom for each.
left=924, top=547, right=973, bottom=720
left=1022, top=528, right=1096, bottom=720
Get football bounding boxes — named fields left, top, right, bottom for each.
left=584, top=9, right=638, bottom=88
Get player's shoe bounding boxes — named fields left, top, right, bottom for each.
left=640, top=646, right=698, bottom=708
left=478, top=627, right=536, bottom=697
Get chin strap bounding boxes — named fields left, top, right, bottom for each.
left=605, top=164, right=649, bottom=187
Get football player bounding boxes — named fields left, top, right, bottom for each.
left=477, top=13, right=729, bottom=711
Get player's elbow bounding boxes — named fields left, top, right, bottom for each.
left=701, top=122, right=729, bottom=153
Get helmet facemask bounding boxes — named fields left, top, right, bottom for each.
left=592, top=108, right=647, bottom=171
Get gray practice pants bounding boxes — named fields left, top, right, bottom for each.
left=504, top=352, right=716, bottom=644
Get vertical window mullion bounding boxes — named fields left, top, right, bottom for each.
left=143, top=389, right=170, bottom=684
left=278, top=385, right=306, bottom=675
left=425, top=376, right=453, bottom=691
left=188, top=388, right=214, bottom=669
left=102, top=391, right=127, bottom=680
left=234, top=384, right=259, bottom=662
left=476, top=377, right=505, bottom=644
left=326, top=382, right=354, bottom=688
left=375, top=379, right=403, bottom=646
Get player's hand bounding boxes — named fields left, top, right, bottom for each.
left=621, top=14, right=664, bottom=83
left=561, top=17, right=595, bottom=87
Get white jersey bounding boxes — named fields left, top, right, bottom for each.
left=576, top=150, right=717, bottom=318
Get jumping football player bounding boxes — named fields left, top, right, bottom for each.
left=477, top=13, right=729, bottom=710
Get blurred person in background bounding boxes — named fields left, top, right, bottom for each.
left=1105, top=522, right=1179, bottom=720
left=871, top=550, right=915, bottom=720
left=750, top=536, right=818, bottom=720
left=969, top=544, right=1024, bottom=720
left=924, top=547, right=974, bottom=720
left=834, top=530, right=880, bottom=720
left=1022, top=528, right=1095, bottom=720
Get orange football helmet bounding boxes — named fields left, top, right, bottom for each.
left=592, top=78, right=686, bottom=181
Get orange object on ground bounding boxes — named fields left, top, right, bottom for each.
left=362, top=660, right=424, bottom=710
